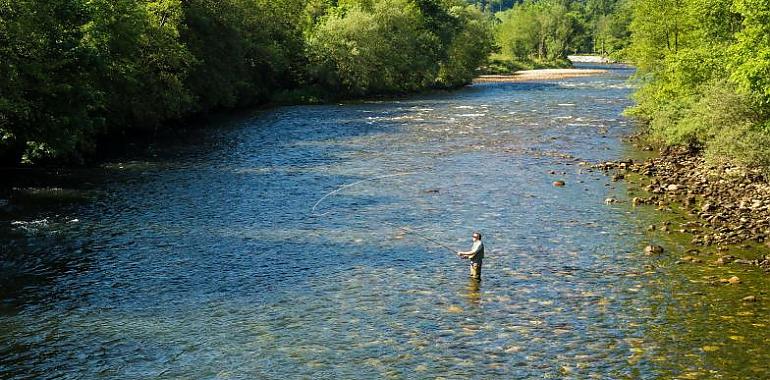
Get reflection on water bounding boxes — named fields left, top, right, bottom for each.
left=465, top=279, right=481, bottom=307
left=2, top=64, right=770, bottom=378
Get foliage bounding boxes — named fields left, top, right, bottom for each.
left=625, top=0, right=770, bottom=172
left=305, top=0, right=440, bottom=95
left=0, top=0, right=495, bottom=165
left=493, top=0, right=630, bottom=69
left=436, top=4, right=497, bottom=86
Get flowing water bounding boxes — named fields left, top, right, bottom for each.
left=2, top=64, right=770, bottom=379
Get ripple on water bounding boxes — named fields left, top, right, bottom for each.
left=4, top=65, right=770, bottom=378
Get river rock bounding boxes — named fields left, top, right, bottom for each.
left=667, top=184, right=680, bottom=192
left=715, top=255, right=735, bottom=265
left=553, top=180, right=566, bottom=187
left=644, top=245, right=664, bottom=255
left=728, top=276, right=741, bottom=285
left=604, top=197, right=617, bottom=205
left=742, top=295, right=758, bottom=302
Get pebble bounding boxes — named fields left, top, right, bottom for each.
left=447, top=305, right=463, bottom=313
left=742, top=295, right=758, bottom=302
left=644, top=245, right=664, bottom=255
left=592, top=148, right=770, bottom=276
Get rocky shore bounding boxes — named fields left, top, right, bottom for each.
left=593, top=147, right=770, bottom=271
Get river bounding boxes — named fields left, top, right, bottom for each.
left=2, top=64, right=769, bottom=378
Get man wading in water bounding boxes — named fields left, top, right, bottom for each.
left=457, top=232, right=484, bottom=280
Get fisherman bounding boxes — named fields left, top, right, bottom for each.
left=457, top=231, right=484, bottom=280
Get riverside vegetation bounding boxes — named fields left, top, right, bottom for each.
left=624, top=0, right=770, bottom=175
left=3, top=0, right=770, bottom=231
left=0, top=0, right=495, bottom=165
left=600, top=0, right=770, bottom=252
left=1, top=0, right=634, bottom=166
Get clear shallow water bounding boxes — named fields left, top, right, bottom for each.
left=2, top=64, right=770, bottom=379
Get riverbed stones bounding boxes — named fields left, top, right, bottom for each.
left=716, top=255, right=735, bottom=265
left=742, top=295, right=758, bottom=302
left=591, top=147, right=770, bottom=274
left=553, top=180, right=566, bottom=187
left=677, top=256, right=702, bottom=264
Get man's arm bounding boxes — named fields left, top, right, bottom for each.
left=466, top=243, right=482, bottom=260
left=457, top=243, right=481, bottom=259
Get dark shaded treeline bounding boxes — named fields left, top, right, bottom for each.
left=0, top=0, right=494, bottom=165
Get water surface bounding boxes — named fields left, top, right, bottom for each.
left=2, top=64, right=770, bottom=379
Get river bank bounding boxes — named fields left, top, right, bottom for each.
left=474, top=68, right=608, bottom=83
left=595, top=146, right=770, bottom=269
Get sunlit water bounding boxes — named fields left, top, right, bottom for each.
left=3, top=64, right=770, bottom=379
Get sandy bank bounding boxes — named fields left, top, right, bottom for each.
left=474, top=68, right=607, bottom=83
left=567, top=55, right=615, bottom=63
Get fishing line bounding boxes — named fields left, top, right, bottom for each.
left=309, top=171, right=461, bottom=254
left=310, top=172, right=417, bottom=217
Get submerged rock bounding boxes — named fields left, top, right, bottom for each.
left=553, top=180, right=566, bottom=187
left=644, top=245, right=664, bottom=255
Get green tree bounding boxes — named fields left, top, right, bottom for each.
left=0, top=0, right=99, bottom=163
left=494, top=0, right=584, bottom=66
left=625, top=0, right=770, bottom=173
left=306, top=0, right=441, bottom=94
left=437, top=4, right=496, bottom=86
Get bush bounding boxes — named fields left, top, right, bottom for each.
left=625, top=0, right=770, bottom=173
